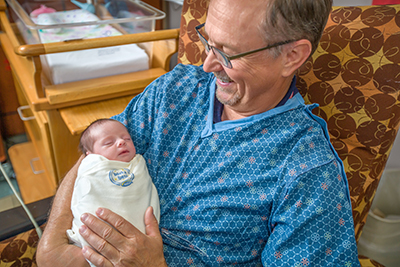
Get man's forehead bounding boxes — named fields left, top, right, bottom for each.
left=205, top=0, right=268, bottom=48
left=206, top=0, right=267, bottom=30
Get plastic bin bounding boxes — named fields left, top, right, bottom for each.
left=5, top=0, right=165, bottom=84
left=358, top=169, right=400, bottom=267
left=6, top=0, right=165, bottom=43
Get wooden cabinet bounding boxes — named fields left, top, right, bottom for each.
left=0, top=46, right=25, bottom=138
left=0, top=0, right=179, bottom=203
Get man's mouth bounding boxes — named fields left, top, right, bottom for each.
left=214, top=72, right=234, bottom=85
left=217, top=78, right=232, bottom=86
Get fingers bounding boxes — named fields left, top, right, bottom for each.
left=80, top=208, right=166, bottom=267
left=80, top=208, right=142, bottom=252
left=82, top=246, right=112, bottom=267
left=144, top=206, right=161, bottom=238
left=79, top=213, right=121, bottom=260
left=95, top=208, right=142, bottom=240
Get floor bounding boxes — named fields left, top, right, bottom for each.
left=0, top=134, right=28, bottom=212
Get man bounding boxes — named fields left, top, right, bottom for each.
left=37, top=0, right=361, bottom=266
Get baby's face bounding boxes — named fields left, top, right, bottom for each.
left=90, top=121, right=136, bottom=162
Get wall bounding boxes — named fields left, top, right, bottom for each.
left=164, top=0, right=183, bottom=69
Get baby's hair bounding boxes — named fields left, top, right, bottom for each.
left=79, top=118, right=125, bottom=154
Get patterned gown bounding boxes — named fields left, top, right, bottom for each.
left=113, top=64, right=360, bottom=266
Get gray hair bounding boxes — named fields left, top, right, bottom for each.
left=261, top=0, right=332, bottom=57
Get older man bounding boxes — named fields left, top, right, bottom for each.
left=37, top=0, right=360, bottom=266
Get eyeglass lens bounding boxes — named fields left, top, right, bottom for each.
left=198, top=33, right=231, bottom=68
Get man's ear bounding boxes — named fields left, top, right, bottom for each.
left=281, top=39, right=312, bottom=77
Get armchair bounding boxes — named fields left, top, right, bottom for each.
left=178, top=1, right=400, bottom=266
left=1, top=1, right=400, bottom=266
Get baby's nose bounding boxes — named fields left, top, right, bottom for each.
left=117, top=139, right=126, bottom=146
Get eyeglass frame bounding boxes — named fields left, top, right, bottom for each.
left=195, top=23, right=297, bottom=69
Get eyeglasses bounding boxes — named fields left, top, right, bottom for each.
left=195, top=23, right=296, bottom=69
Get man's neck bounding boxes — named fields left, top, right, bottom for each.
left=221, top=107, right=247, bottom=121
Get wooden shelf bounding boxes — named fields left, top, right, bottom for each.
left=8, top=142, right=56, bottom=204
left=45, top=68, right=166, bottom=105
left=60, top=95, right=133, bottom=135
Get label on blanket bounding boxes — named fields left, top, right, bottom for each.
left=108, top=168, right=135, bottom=187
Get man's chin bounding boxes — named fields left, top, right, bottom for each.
left=216, top=89, right=240, bottom=107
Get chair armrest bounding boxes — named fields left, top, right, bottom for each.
left=0, top=196, right=53, bottom=241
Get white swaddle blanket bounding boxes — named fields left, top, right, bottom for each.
left=34, top=9, right=149, bottom=84
left=67, top=154, right=160, bottom=252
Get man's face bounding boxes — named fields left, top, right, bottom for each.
left=203, top=0, right=289, bottom=118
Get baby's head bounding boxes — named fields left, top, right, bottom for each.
left=79, top=119, right=136, bottom=162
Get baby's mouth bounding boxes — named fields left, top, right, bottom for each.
left=119, top=150, right=129, bottom=155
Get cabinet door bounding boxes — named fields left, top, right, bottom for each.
left=11, top=73, right=57, bottom=202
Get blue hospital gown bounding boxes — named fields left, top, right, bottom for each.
left=113, top=64, right=360, bottom=266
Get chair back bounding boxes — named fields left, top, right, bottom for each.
left=178, top=0, right=209, bottom=65
left=178, top=1, right=400, bottom=242
left=297, top=5, right=400, bottom=241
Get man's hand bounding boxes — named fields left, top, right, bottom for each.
left=79, top=206, right=167, bottom=267
left=37, top=238, right=89, bottom=266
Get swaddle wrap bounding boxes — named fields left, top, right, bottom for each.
left=67, top=154, right=160, bottom=249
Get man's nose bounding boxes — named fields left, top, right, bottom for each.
left=202, top=50, right=224, bottom=73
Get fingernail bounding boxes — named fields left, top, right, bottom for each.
left=79, top=225, right=87, bottom=234
left=82, top=246, right=88, bottom=254
left=81, top=213, right=88, bottom=222
left=96, top=208, right=104, bottom=216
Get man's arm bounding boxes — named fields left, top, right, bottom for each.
left=36, top=156, right=89, bottom=267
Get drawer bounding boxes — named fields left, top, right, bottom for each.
left=8, top=142, right=56, bottom=203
